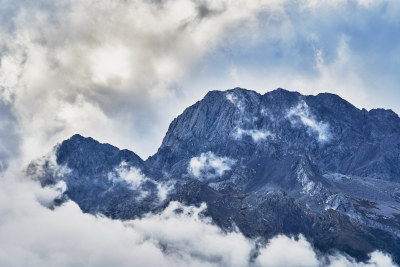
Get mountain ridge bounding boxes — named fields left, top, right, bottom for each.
left=28, top=87, right=400, bottom=264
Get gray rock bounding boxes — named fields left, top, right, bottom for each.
left=29, top=88, right=400, bottom=264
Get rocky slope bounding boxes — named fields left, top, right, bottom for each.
left=28, top=88, right=400, bottom=264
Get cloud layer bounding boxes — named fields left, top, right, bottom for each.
left=0, top=167, right=396, bottom=267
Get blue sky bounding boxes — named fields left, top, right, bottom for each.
left=187, top=1, right=400, bottom=111
left=0, top=0, right=400, bottom=160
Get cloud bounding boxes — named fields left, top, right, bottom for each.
left=287, top=100, right=331, bottom=143
left=188, top=151, right=236, bottom=180
left=108, top=162, right=149, bottom=190
left=226, top=92, right=245, bottom=112
left=185, top=1, right=400, bottom=117
left=108, top=162, right=152, bottom=200
left=256, top=234, right=396, bottom=267
left=35, top=180, right=67, bottom=208
left=0, top=1, right=399, bottom=266
left=0, top=99, right=20, bottom=170
left=0, top=166, right=396, bottom=267
left=0, top=168, right=256, bottom=267
left=233, top=128, right=274, bottom=142
left=0, top=0, right=294, bottom=161
left=108, top=162, right=174, bottom=202
left=256, top=235, right=319, bottom=266
left=1, top=0, right=400, bottom=163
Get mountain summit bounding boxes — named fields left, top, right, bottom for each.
left=29, top=88, right=400, bottom=263
left=151, top=87, right=400, bottom=182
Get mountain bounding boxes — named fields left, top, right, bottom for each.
left=28, top=88, right=400, bottom=264
left=27, top=134, right=163, bottom=218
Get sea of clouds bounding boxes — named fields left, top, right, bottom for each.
left=0, top=165, right=396, bottom=267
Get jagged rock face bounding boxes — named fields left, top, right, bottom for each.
left=149, top=88, right=400, bottom=183
left=27, top=135, right=164, bottom=219
left=29, top=88, right=400, bottom=264
left=57, top=134, right=146, bottom=176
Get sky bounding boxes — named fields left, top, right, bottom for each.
left=1, top=0, right=400, bottom=163
left=0, top=1, right=400, bottom=266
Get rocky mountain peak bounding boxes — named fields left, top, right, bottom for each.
left=28, top=87, right=400, bottom=264
left=56, top=134, right=144, bottom=176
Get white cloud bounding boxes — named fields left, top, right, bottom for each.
left=1, top=0, right=399, bottom=164
left=156, top=182, right=175, bottom=203
left=188, top=151, right=236, bottom=180
left=287, top=100, right=331, bottom=143
left=0, top=168, right=256, bottom=267
left=127, top=201, right=253, bottom=267
left=0, top=0, right=294, bottom=161
left=256, top=235, right=396, bottom=267
left=0, top=182, right=247, bottom=266
left=0, top=167, right=396, bottom=267
left=27, top=145, right=72, bottom=181
left=233, top=128, right=274, bottom=142
left=89, top=43, right=133, bottom=86
left=260, top=107, right=275, bottom=121
left=108, top=162, right=148, bottom=190
left=256, top=235, right=319, bottom=266
left=226, top=93, right=245, bottom=112
left=35, top=180, right=67, bottom=208
left=108, top=162, right=174, bottom=202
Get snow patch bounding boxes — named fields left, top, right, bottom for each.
left=325, top=193, right=353, bottom=212
left=287, top=101, right=331, bottom=143
left=233, top=128, right=274, bottom=142
left=188, top=152, right=236, bottom=180
left=226, top=93, right=244, bottom=112
left=295, top=163, right=322, bottom=197
left=323, top=173, right=352, bottom=182
left=260, top=107, right=275, bottom=121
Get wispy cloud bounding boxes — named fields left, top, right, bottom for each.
left=26, top=146, right=72, bottom=182
left=233, top=128, right=274, bottom=142
left=188, top=151, right=236, bottom=180
left=226, top=92, right=245, bottom=112
left=108, top=162, right=149, bottom=190
left=1, top=0, right=399, bottom=162
left=287, top=100, right=331, bottom=143
left=108, top=162, right=174, bottom=202
left=0, top=0, right=294, bottom=160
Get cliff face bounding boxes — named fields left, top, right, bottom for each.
left=150, top=88, right=400, bottom=183
left=29, top=88, right=400, bottom=263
